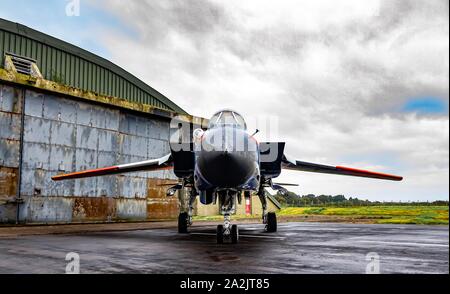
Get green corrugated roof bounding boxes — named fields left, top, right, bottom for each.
left=0, top=18, right=187, bottom=114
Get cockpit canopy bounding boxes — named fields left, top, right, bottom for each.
left=208, top=110, right=247, bottom=130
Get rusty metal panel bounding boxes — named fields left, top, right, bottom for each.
left=147, top=179, right=179, bottom=220
left=72, top=197, right=116, bottom=222
left=0, top=167, right=17, bottom=199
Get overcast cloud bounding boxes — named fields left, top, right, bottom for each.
left=83, top=0, right=449, bottom=202
left=0, top=0, right=447, bottom=201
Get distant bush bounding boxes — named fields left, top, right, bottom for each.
left=273, top=192, right=449, bottom=208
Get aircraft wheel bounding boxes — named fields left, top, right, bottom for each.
left=266, top=212, right=277, bottom=233
left=178, top=212, right=189, bottom=234
left=231, top=225, right=239, bottom=244
left=217, top=225, right=224, bottom=244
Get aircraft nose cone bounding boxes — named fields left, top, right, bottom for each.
left=197, top=151, right=254, bottom=188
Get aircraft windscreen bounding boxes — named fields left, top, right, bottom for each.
left=208, top=111, right=247, bottom=130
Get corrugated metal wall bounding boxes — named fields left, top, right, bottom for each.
left=0, top=19, right=186, bottom=114
left=0, top=82, right=179, bottom=224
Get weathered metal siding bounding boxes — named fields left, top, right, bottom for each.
left=0, top=85, right=21, bottom=222
left=0, top=82, right=179, bottom=224
left=0, top=19, right=186, bottom=114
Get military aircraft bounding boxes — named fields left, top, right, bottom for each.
left=53, top=110, right=403, bottom=244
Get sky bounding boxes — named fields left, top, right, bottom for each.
left=0, top=0, right=448, bottom=201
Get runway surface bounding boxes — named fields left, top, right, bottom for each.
left=0, top=222, right=448, bottom=274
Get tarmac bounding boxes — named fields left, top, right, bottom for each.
left=0, top=222, right=448, bottom=274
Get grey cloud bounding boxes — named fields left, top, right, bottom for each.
left=89, top=0, right=448, bottom=200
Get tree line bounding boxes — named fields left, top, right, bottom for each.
left=273, top=192, right=449, bottom=207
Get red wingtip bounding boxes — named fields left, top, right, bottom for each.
left=52, top=166, right=120, bottom=181
left=336, top=166, right=404, bottom=181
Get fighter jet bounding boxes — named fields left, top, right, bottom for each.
left=53, top=110, right=403, bottom=244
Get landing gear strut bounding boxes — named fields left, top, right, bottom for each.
left=258, top=188, right=277, bottom=233
left=178, top=187, right=196, bottom=234
left=216, top=190, right=239, bottom=244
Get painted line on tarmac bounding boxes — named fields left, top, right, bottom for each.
left=357, top=240, right=449, bottom=248
left=190, top=233, right=286, bottom=240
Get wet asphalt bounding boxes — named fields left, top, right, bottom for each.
left=0, top=222, right=448, bottom=274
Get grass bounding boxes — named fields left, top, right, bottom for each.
left=194, top=206, right=449, bottom=225
left=278, top=206, right=449, bottom=225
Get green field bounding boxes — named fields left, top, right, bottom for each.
left=278, top=206, right=449, bottom=225
left=194, top=206, right=449, bottom=225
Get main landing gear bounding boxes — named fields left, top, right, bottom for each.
left=178, top=212, right=189, bottom=233
left=176, top=186, right=277, bottom=244
left=258, top=189, right=277, bottom=233
left=266, top=212, right=277, bottom=233
left=178, top=187, right=196, bottom=234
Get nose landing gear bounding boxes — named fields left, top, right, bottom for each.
left=215, top=190, right=240, bottom=244
left=217, top=214, right=239, bottom=244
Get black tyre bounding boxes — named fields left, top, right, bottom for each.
left=266, top=212, right=277, bottom=233
left=178, top=212, right=189, bottom=234
left=231, top=225, right=239, bottom=244
left=217, top=225, right=224, bottom=244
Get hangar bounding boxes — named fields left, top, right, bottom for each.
left=0, top=18, right=279, bottom=224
